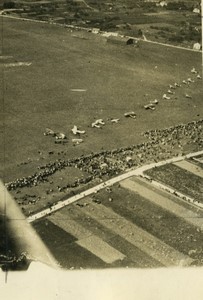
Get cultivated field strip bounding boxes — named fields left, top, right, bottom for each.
left=33, top=218, right=108, bottom=269
left=80, top=200, right=193, bottom=267
left=50, top=206, right=162, bottom=268
left=48, top=212, right=125, bottom=264
left=173, top=161, right=203, bottom=179
left=121, top=177, right=203, bottom=229
left=107, top=235, right=163, bottom=268
left=144, top=164, right=203, bottom=203
left=77, top=236, right=125, bottom=264
left=100, top=193, right=203, bottom=258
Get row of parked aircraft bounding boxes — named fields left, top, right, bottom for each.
left=43, top=111, right=138, bottom=145
left=144, top=67, right=201, bottom=110
left=45, top=67, right=201, bottom=143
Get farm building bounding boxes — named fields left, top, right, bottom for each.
left=106, top=35, right=139, bottom=46
left=91, top=28, right=100, bottom=34
left=126, top=38, right=139, bottom=46
left=102, top=31, right=119, bottom=38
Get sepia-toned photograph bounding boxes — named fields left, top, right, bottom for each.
left=0, top=0, right=202, bottom=298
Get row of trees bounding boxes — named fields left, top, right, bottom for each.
left=2, top=1, right=15, bottom=9
left=166, top=1, right=198, bottom=11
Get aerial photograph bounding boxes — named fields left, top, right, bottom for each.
left=0, top=0, right=202, bottom=272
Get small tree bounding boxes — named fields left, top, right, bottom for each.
left=138, top=29, right=143, bottom=37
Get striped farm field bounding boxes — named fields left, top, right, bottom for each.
left=33, top=218, right=108, bottom=269
left=33, top=169, right=203, bottom=269
left=145, top=163, right=203, bottom=202
left=120, top=177, right=203, bottom=229
left=173, top=160, right=203, bottom=179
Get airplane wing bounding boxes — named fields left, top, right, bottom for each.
left=0, top=181, right=59, bottom=271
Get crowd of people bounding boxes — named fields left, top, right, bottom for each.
left=6, top=119, right=203, bottom=195
left=143, top=119, right=203, bottom=149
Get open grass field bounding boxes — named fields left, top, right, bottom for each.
left=0, top=16, right=202, bottom=184
left=1, top=17, right=202, bottom=269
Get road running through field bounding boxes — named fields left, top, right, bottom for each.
left=127, top=35, right=202, bottom=53
left=1, top=15, right=202, bottom=53
left=27, top=150, right=203, bottom=223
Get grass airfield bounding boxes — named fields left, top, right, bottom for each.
left=0, top=16, right=203, bottom=270
left=0, top=17, right=202, bottom=182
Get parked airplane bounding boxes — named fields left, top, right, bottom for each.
left=185, top=93, right=192, bottom=99
left=174, top=82, right=181, bottom=87
left=71, top=125, right=86, bottom=135
left=191, top=67, right=197, bottom=74
left=92, top=119, right=105, bottom=128
left=163, top=94, right=170, bottom=100
left=144, top=103, right=155, bottom=110
left=111, top=118, right=120, bottom=123
left=44, top=128, right=55, bottom=136
left=150, top=99, right=159, bottom=105
left=72, top=138, right=83, bottom=144
left=55, top=132, right=66, bottom=140
left=124, top=111, right=136, bottom=118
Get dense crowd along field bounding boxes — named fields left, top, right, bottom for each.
left=5, top=118, right=203, bottom=216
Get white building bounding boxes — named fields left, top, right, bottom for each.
left=159, top=1, right=168, bottom=7
left=193, top=42, right=201, bottom=50
left=193, top=8, right=200, bottom=14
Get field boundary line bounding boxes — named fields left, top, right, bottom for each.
left=27, top=150, right=203, bottom=223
